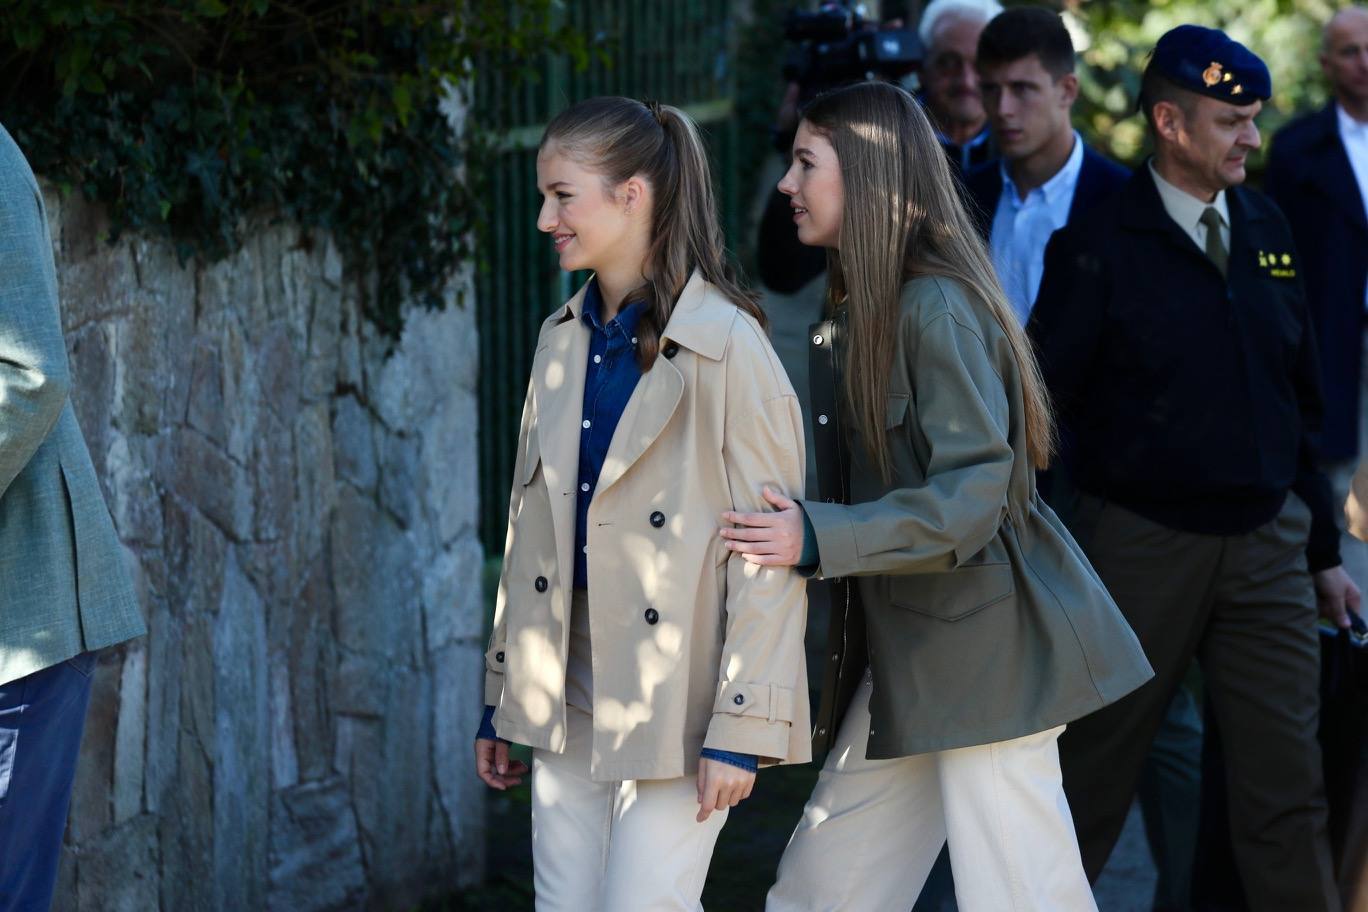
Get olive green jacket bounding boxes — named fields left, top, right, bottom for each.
left=802, top=276, right=1152, bottom=757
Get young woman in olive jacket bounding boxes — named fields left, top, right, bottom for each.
left=722, top=82, right=1153, bottom=911
left=472, top=97, right=811, bottom=911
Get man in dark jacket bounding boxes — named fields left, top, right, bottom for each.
left=1030, top=26, right=1357, bottom=911
left=1267, top=7, right=1368, bottom=474
left=964, top=6, right=1128, bottom=323
left=1264, top=8, right=1368, bottom=907
left=917, top=0, right=1002, bottom=176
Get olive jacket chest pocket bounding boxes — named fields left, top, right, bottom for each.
left=888, top=539, right=1015, bottom=621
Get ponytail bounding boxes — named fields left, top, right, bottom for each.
left=540, top=97, right=764, bottom=369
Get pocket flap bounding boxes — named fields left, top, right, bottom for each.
left=713, top=681, right=795, bottom=724
left=891, top=560, right=1014, bottom=621
left=885, top=393, right=910, bottom=429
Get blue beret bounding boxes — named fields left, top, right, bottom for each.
left=1148, top=25, right=1271, bottom=104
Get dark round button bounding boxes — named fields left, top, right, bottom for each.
left=650, top=511, right=666, bottom=528
left=733, top=693, right=745, bottom=705
left=495, top=651, right=505, bottom=663
left=534, top=576, right=548, bottom=593
left=662, top=342, right=679, bottom=359
left=644, top=608, right=659, bottom=625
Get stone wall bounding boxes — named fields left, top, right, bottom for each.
left=44, top=188, right=486, bottom=910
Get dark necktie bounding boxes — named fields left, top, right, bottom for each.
left=1200, top=206, right=1228, bottom=278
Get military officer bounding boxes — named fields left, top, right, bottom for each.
left=1029, top=25, right=1357, bottom=911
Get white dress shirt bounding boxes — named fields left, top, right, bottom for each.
left=1336, top=103, right=1368, bottom=311
left=990, top=132, right=1085, bottom=325
left=1148, top=159, right=1230, bottom=258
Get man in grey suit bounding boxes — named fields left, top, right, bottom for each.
left=0, top=124, right=145, bottom=911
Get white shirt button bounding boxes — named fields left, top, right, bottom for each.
left=818, top=414, right=829, bottom=425
left=593, top=354, right=602, bottom=364
left=580, top=482, right=590, bottom=492
left=582, top=545, right=588, bottom=554
left=631, top=337, right=638, bottom=345
left=582, top=419, right=591, bottom=429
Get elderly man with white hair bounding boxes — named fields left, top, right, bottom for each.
left=917, top=0, right=1004, bottom=174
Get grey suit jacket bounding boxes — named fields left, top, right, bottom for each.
left=0, top=123, right=144, bottom=685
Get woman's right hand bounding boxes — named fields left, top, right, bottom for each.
left=475, top=737, right=529, bottom=790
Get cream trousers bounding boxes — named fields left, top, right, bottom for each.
left=767, top=672, right=1097, bottom=911
left=531, top=704, right=728, bottom=911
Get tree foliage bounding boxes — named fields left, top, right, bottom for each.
left=0, top=1, right=590, bottom=337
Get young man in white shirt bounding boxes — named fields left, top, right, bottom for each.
left=964, top=6, right=1127, bottom=324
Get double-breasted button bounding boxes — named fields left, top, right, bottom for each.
left=663, top=341, right=679, bottom=359
left=733, top=694, right=745, bottom=706
left=644, top=608, right=659, bottom=625
left=534, top=576, right=548, bottom=593
left=650, top=511, right=666, bottom=528
left=495, top=651, right=505, bottom=663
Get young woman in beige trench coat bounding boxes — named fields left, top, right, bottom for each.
left=723, top=82, right=1154, bottom=911
left=472, top=96, right=811, bottom=911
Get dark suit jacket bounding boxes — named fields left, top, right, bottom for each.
left=1265, top=102, right=1368, bottom=462
left=1029, top=166, right=1340, bottom=571
left=964, top=143, right=1130, bottom=242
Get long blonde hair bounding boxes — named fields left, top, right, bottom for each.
left=801, top=81, right=1055, bottom=475
left=540, top=96, right=763, bottom=369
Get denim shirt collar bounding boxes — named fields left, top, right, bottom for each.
left=581, top=278, right=646, bottom=343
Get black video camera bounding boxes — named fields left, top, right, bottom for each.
left=757, top=3, right=923, bottom=294
left=782, top=2, right=923, bottom=103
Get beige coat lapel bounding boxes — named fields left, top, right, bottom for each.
left=595, top=355, right=683, bottom=495
left=532, top=284, right=591, bottom=599
left=596, top=272, right=734, bottom=496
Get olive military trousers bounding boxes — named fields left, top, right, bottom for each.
left=1058, top=493, right=1339, bottom=912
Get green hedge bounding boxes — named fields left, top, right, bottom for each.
left=0, top=1, right=588, bottom=337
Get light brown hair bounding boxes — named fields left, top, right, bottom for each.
left=540, top=96, right=763, bottom=369
left=801, top=81, right=1055, bottom=475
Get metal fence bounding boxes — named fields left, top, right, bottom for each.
left=475, top=0, right=743, bottom=555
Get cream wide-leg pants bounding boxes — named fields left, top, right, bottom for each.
left=767, top=672, right=1097, bottom=912
left=530, top=703, right=729, bottom=912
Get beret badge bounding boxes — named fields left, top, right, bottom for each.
left=1149, top=26, right=1271, bottom=104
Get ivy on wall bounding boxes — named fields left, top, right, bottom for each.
left=0, top=0, right=589, bottom=337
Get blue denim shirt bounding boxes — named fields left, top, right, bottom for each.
left=574, top=279, right=646, bottom=590
left=479, top=279, right=755, bottom=774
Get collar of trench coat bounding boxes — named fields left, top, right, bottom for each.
left=531, top=270, right=741, bottom=626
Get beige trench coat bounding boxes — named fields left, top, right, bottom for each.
left=485, top=272, right=811, bottom=781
